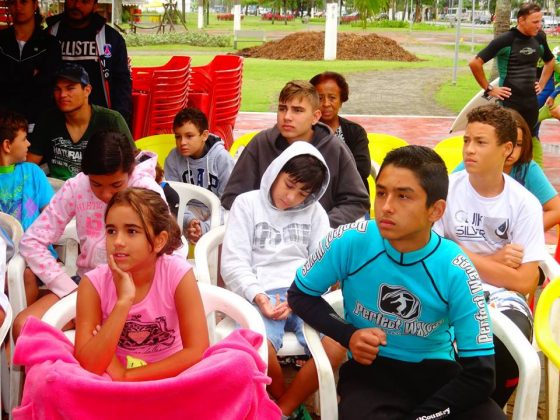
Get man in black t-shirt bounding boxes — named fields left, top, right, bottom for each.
left=28, top=63, right=132, bottom=180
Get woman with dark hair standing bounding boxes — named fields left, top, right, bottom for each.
left=0, top=0, right=61, bottom=129
left=310, top=71, right=370, bottom=190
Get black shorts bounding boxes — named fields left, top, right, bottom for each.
left=337, top=357, right=505, bottom=420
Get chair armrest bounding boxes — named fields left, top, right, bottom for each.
left=489, top=306, right=541, bottom=420
left=540, top=253, right=560, bottom=280
left=42, top=292, right=77, bottom=330
left=198, top=283, right=267, bottom=364
left=7, top=254, right=27, bottom=315
left=302, top=289, right=343, bottom=420
left=302, top=321, right=338, bottom=419
left=193, top=225, right=225, bottom=285
left=0, top=302, right=13, bottom=344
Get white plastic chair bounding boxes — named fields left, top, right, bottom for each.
left=194, top=224, right=307, bottom=358
left=0, top=216, right=15, bottom=415
left=166, top=181, right=222, bottom=236
left=47, top=177, right=65, bottom=193
left=535, top=276, right=560, bottom=369
left=41, top=283, right=268, bottom=367
left=0, top=213, right=23, bottom=414
left=4, top=215, right=79, bottom=416
left=302, top=290, right=542, bottom=420
left=0, top=303, right=11, bottom=415
left=536, top=254, right=560, bottom=420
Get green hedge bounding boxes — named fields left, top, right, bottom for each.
left=124, top=32, right=231, bottom=47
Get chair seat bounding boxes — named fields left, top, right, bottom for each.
left=216, top=318, right=307, bottom=357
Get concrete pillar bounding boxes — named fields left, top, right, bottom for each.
left=233, top=4, right=241, bottom=31
left=324, top=2, right=338, bottom=61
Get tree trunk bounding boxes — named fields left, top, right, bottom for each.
left=415, top=0, right=422, bottom=22
left=490, top=0, right=511, bottom=79
left=204, top=0, right=209, bottom=25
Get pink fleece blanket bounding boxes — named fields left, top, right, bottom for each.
left=13, top=317, right=281, bottom=420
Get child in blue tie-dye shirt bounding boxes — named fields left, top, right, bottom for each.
left=0, top=109, right=54, bottom=305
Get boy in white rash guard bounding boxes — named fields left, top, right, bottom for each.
left=289, top=145, right=504, bottom=420
left=433, top=104, right=545, bottom=407
left=221, top=141, right=345, bottom=419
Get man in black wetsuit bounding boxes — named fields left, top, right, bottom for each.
left=469, top=2, right=554, bottom=146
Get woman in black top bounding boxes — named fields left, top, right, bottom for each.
left=0, top=0, right=61, bottom=128
left=310, top=71, right=370, bottom=190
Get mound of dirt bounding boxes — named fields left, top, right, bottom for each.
left=237, top=31, right=419, bottom=61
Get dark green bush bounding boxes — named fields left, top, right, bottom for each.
left=124, top=31, right=231, bottom=47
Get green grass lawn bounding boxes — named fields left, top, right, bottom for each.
left=128, top=48, right=473, bottom=113
left=436, top=71, right=481, bottom=114
left=127, top=17, right=498, bottom=114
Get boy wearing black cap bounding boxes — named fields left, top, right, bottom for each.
left=27, top=63, right=132, bottom=180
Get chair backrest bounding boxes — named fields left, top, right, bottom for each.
left=535, top=277, right=560, bottom=369
left=229, top=131, right=258, bottom=161
left=433, top=135, right=463, bottom=174
left=166, top=181, right=221, bottom=235
left=135, top=134, right=176, bottom=168
left=41, top=282, right=268, bottom=365
left=194, top=224, right=225, bottom=287
left=367, top=133, right=409, bottom=167
left=47, top=177, right=65, bottom=193
left=303, top=290, right=541, bottom=420
left=0, top=212, right=23, bottom=252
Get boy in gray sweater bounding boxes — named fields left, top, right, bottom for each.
left=164, top=108, right=234, bottom=243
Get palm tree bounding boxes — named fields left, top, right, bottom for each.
left=354, top=0, right=383, bottom=28
left=490, top=0, right=511, bottom=78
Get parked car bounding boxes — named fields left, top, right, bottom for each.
left=444, top=8, right=470, bottom=22
left=543, top=14, right=559, bottom=28
left=474, top=11, right=492, bottom=24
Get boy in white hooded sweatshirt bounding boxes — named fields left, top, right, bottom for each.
left=221, top=141, right=345, bottom=419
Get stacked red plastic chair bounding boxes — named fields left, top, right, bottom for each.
left=131, top=56, right=191, bottom=139
left=188, top=55, right=244, bottom=149
left=0, top=1, right=10, bottom=28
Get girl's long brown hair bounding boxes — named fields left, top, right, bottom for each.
left=105, top=188, right=182, bottom=256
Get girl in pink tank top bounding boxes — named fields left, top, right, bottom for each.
left=74, top=187, right=209, bottom=381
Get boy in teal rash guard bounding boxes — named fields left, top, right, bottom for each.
left=288, top=145, right=504, bottom=420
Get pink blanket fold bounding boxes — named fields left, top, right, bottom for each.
left=13, top=317, right=281, bottom=420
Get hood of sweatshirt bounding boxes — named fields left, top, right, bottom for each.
left=183, top=134, right=227, bottom=173
left=133, top=150, right=158, bottom=182
left=259, top=141, right=330, bottom=212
